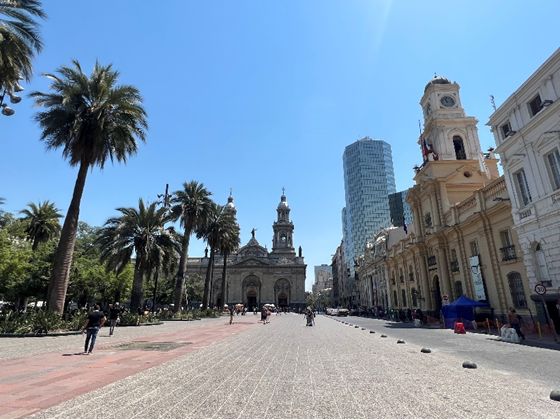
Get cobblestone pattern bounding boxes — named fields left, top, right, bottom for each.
left=22, top=315, right=560, bottom=418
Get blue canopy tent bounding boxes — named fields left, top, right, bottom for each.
left=442, top=295, right=490, bottom=329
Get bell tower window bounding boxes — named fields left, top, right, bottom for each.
left=453, top=136, right=466, bottom=160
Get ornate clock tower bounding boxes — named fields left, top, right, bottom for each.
left=420, top=76, right=488, bottom=163
left=271, top=189, right=296, bottom=257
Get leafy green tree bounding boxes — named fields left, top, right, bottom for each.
left=184, top=273, right=204, bottom=306
left=0, top=228, right=31, bottom=303
left=30, top=60, right=148, bottom=314
left=170, top=181, right=213, bottom=312
left=97, top=199, right=179, bottom=312
left=305, top=291, right=316, bottom=308
left=0, top=197, right=5, bottom=228
left=198, top=203, right=238, bottom=309
left=0, top=0, right=47, bottom=108
left=19, top=200, right=62, bottom=251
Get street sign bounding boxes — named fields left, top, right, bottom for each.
left=534, top=284, right=547, bottom=296
left=442, top=294, right=449, bottom=301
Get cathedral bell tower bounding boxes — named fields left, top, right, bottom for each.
left=271, top=189, right=296, bottom=256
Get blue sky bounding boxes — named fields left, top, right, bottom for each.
left=2, top=1, right=559, bottom=291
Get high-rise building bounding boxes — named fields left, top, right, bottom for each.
left=342, top=137, right=396, bottom=275
left=313, top=264, right=333, bottom=294
left=389, top=189, right=413, bottom=228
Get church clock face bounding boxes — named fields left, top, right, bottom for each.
left=440, top=96, right=455, bottom=107
left=280, top=233, right=286, bottom=243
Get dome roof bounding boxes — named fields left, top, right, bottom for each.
left=277, top=194, right=289, bottom=209
left=424, top=76, right=451, bottom=93
left=224, top=193, right=236, bottom=212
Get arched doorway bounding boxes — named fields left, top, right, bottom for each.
left=274, top=279, right=291, bottom=308
left=247, top=290, right=257, bottom=310
left=242, top=275, right=261, bottom=309
left=433, top=275, right=442, bottom=314
left=278, top=292, right=288, bottom=308
left=216, top=293, right=223, bottom=309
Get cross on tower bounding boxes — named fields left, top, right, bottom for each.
left=282, top=187, right=285, bottom=194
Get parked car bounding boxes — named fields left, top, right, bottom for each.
left=337, top=308, right=349, bottom=317
left=330, top=308, right=339, bottom=316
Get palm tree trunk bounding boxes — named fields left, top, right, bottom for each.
left=202, top=247, right=215, bottom=309
left=173, top=232, right=190, bottom=312
left=130, top=261, right=145, bottom=312
left=46, top=160, right=89, bottom=314
left=220, top=251, right=228, bottom=309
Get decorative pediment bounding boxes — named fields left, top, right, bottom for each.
left=534, top=131, right=560, bottom=153
left=232, top=257, right=271, bottom=267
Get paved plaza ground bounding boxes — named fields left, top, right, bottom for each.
left=1, top=313, right=560, bottom=418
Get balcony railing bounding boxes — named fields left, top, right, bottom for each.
left=427, top=255, right=437, bottom=267
left=500, top=245, right=517, bottom=261
left=450, top=260, right=460, bottom=273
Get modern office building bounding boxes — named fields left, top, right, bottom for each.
left=313, top=264, right=333, bottom=294
left=342, top=137, right=396, bottom=276
left=388, top=189, right=413, bottom=228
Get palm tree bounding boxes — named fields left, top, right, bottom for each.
left=19, top=200, right=62, bottom=251
left=0, top=0, right=47, bottom=110
left=218, top=212, right=240, bottom=310
left=170, top=181, right=213, bottom=312
left=198, top=203, right=238, bottom=309
left=30, top=60, right=148, bottom=314
left=97, top=199, right=179, bottom=312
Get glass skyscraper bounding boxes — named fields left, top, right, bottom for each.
left=342, top=137, right=396, bottom=275
left=388, top=189, right=413, bottom=228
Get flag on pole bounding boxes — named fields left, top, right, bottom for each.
left=478, top=152, right=491, bottom=179
left=422, top=138, right=430, bottom=157
left=423, top=138, right=439, bottom=161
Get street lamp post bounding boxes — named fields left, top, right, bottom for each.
left=0, top=82, right=24, bottom=117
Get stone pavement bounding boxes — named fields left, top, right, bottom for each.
left=2, top=313, right=560, bottom=418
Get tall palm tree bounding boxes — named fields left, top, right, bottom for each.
left=170, top=181, right=213, bottom=312
left=218, top=212, right=240, bottom=309
left=198, top=203, right=238, bottom=309
left=30, top=60, right=148, bottom=314
left=19, top=200, right=62, bottom=251
left=0, top=0, right=46, bottom=108
left=97, top=199, right=179, bottom=312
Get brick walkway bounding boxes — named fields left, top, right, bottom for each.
left=0, top=316, right=257, bottom=419
left=2, top=314, right=560, bottom=418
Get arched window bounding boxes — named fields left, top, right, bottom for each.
left=454, top=281, right=463, bottom=298
left=507, top=272, right=527, bottom=308
left=411, top=288, right=418, bottom=307
left=393, top=290, right=398, bottom=307
left=453, top=136, right=467, bottom=160
left=401, top=289, right=407, bottom=307
left=535, top=243, right=551, bottom=286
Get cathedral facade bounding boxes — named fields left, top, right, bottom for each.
left=185, top=192, right=307, bottom=310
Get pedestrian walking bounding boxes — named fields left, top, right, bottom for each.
left=108, top=302, right=121, bottom=336
left=305, top=308, right=315, bottom=326
left=81, top=305, right=106, bottom=355
left=261, top=306, right=268, bottom=324
left=229, top=305, right=235, bottom=325
left=508, top=308, right=525, bottom=341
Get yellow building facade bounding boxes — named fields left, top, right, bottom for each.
left=356, top=78, right=535, bottom=322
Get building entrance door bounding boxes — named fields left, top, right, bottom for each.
left=278, top=292, right=288, bottom=308
left=247, top=290, right=257, bottom=310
